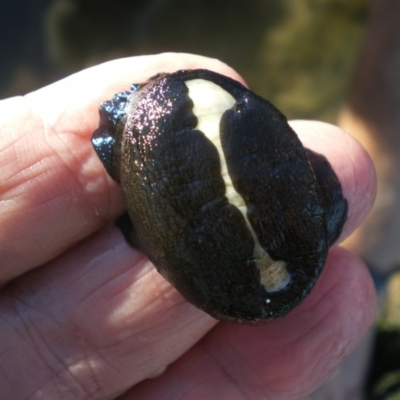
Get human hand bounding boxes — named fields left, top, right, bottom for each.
left=0, top=53, right=376, bottom=399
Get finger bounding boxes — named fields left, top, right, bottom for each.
left=0, top=225, right=217, bottom=399
left=291, top=120, right=377, bottom=242
left=0, top=53, right=243, bottom=283
left=120, top=247, right=376, bottom=400
left=0, top=163, right=375, bottom=398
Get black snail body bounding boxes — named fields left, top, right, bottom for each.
left=92, top=69, right=347, bottom=324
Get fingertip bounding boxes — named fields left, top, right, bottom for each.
left=290, top=120, right=377, bottom=241
left=127, top=247, right=377, bottom=400
left=299, top=246, right=377, bottom=333
left=234, top=246, right=376, bottom=396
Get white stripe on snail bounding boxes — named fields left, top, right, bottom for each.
left=185, top=79, right=290, bottom=293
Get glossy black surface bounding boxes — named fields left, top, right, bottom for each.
left=92, top=69, right=348, bottom=324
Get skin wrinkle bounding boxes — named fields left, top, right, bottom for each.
left=302, top=265, right=358, bottom=328
left=119, top=346, right=170, bottom=381
left=115, top=302, right=180, bottom=353
left=0, top=55, right=377, bottom=399
left=39, top=131, right=102, bottom=230
left=37, top=231, right=211, bottom=390
left=59, top=347, right=104, bottom=400
left=138, top=255, right=372, bottom=398
left=38, top=105, right=102, bottom=221
left=260, top=330, right=333, bottom=399
left=199, top=339, right=261, bottom=400
left=24, top=86, right=93, bottom=137
left=222, top=337, right=271, bottom=396
left=0, top=204, right=72, bottom=279
left=303, top=341, right=344, bottom=397
left=295, top=262, right=373, bottom=395
left=303, top=333, right=341, bottom=389
left=0, top=91, right=124, bottom=280
left=261, top=340, right=306, bottom=398
left=2, top=189, right=74, bottom=275
left=72, top=258, right=149, bottom=310
left=166, top=318, right=204, bottom=349
left=8, top=276, right=78, bottom=338
left=3, top=125, right=21, bottom=151
left=4, top=187, right=79, bottom=255
left=0, top=210, right=56, bottom=249
left=0, top=308, right=36, bottom=384
left=31, top=358, right=89, bottom=400
left=180, top=380, right=207, bottom=400
left=0, top=116, right=36, bottom=163
left=262, top=253, right=371, bottom=398
left=1, top=161, right=52, bottom=205
left=28, top=361, right=99, bottom=400
left=298, top=268, right=342, bottom=335
left=108, top=309, right=212, bottom=386
left=106, top=269, right=164, bottom=318
left=122, top=255, right=372, bottom=400
left=11, top=306, right=64, bottom=396
left=2, top=163, right=60, bottom=203
left=8, top=287, right=108, bottom=400
left=132, top=355, right=227, bottom=400
left=11, top=291, right=66, bottom=367
left=1, top=102, right=54, bottom=192
left=57, top=228, right=122, bottom=278
left=0, top=318, right=27, bottom=395
left=82, top=265, right=146, bottom=311
left=35, top=276, right=131, bottom=340
left=0, top=132, right=27, bottom=180
left=72, top=274, right=170, bottom=349
left=43, top=231, right=178, bottom=346
left=109, top=340, right=171, bottom=389
left=56, top=327, right=127, bottom=399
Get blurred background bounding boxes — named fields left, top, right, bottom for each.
left=1, top=0, right=400, bottom=398
left=0, top=0, right=366, bottom=122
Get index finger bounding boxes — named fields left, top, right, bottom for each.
left=0, top=53, right=244, bottom=283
